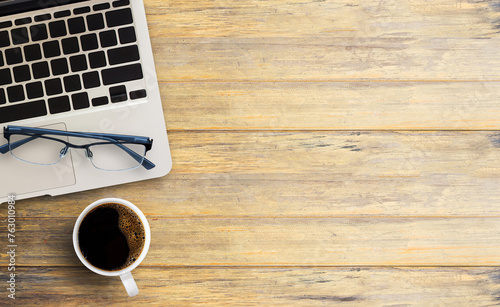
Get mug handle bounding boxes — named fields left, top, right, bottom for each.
left=120, top=272, right=139, bottom=297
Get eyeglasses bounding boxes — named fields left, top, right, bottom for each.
left=0, top=125, right=155, bottom=171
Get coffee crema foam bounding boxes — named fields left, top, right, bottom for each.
left=79, top=203, right=145, bottom=271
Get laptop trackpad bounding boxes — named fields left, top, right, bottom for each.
left=1, top=123, right=76, bottom=197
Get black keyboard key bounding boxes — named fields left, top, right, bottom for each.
left=63, top=75, right=81, bottom=92
left=42, top=41, right=61, bottom=58
left=69, top=54, right=87, bottom=72
left=26, top=81, right=44, bottom=99
left=118, top=26, right=136, bottom=44
left=0, top=68, right=12, bottom=85
left=13, top=65, right=31, bottom=82
left=0, top=21, right=12, bottom=29
left=34, top=14, right=51, bottom=22
left=113, top=0, right=130, bottom=8
left=0, top=88, right=5, bottom=105
left=15, top=17, right=32, bottom=26
left=68, top=17, right=86, bottom=34
left=87, top=14, right=105, bottom=31
left=7, top=85, right=25, bottom=102
left=0, top=100, right=47, bottom=124
left=101, top=63, right=143, bottom=85
left=80, top=33, right=98, bottom=51
left=130, top=89, right=147, bottom=100
left=24, top=44, right=42, bottom=61
left=5, top=47, right=23, bottom=65
left=54, top=10, right=71, bottom=18
left=72, top=92, right=90, bottom=110
left=0, top=31, right=10, bottom=47
left=74, top=7, right=91, bottom=15
left=108, top=45, right=139, bottom=65
left=45, top=78, right=63, bottom=96
left=88, top=51, right=106, bottom=68
left=82, top=71, right=100, bottom=88
left=49, top=20, right=67, bottom=38
left=32, top=62, right=50, bottom=79
left=30, top=24, right=48, bottom=42
left=109, top=85, right=127, bottom=103
left=11, top=27, right=29, bottom=45
left=106, top=9, right=133, bottom=28
left=62, top=37, right=80, bottom=54
left=48, top=96, right=71, bottom=114
left=0, top=52, right=3, bottom=66
left=50, top=58, right=69, bottom=75
left=99, top=30, right=117, bottom=47
left=92, top=96, right=108, bottom=106
left=93, top=3, right=110, bottom=11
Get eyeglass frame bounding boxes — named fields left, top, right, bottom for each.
left=0, top=125, right=155, bottom=171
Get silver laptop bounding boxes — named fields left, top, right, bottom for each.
left=0, top=0, right=172, bottom=204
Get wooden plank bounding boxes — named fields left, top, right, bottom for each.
left=145, top=0, right=500, bottom=39
left=8, top=267, right=500, bottom=305
left=160, top=81, right=500, bottom=130
left=11, top=131, right=500, bottom=217
left=3, top=217, right=500, bottom=266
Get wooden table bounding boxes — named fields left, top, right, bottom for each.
left=4, top=0, right=500, bottom=305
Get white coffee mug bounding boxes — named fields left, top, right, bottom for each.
left=73, top=198, right=151, bottom=297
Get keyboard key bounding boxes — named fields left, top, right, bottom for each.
left=0, top=21, right=12, bottom=29
left=45, top=78, right=63, bottom=96
left=26, top=81, right=44, bottom=99
left=113, top=0, right=130, bottom=8
left=54, top=10, right=71, bottom=18
left=88, top=51, right=106, bottom=68
left=7, top=85, right=25, bottom=102
left=0, top=31, right=10, bottom=47
left=34, top=14, right=51, bottom=22
left=13, top=65, right=31, bottom=82
left=68, top=17, right=86, bottom=34
left=24, top=44, right=42, bottom=61
left=93, top=3, right=110, bottom=11
left=30, top=24, right=48, bottom=41
left=106, top=9, right=133, bottom=28
left=69, top=54, right=88, bottom=72
left=87, top=14, right=105, bottom=31
left=0, top=52, right=3, bottom=66
left=62, top=37, right=80, bottom=54
left=49, top=20, right=67, bottom=38
left=15, top=17, right=32, bottom=26
left=82, top=71, right=100, bottom=88
left=80, top=33, right=98, bottom=51
left=11, top=27, right=29, bottom=45
left=5, top=47, right=23, bottom=65
left=108, top=45, right=139, bottom=65
left=109, top=85, right=127, bottom=103
left=99, top=30, right=117, bottom=47
left=74, top=6, right=91, bottom=14
left=63, top=75, right=81, bottom=92
left=48, top=96, right=71, bottom=114
left=32, top=62, right=50, bottom=79
left=50, top=58, right=69, bottom=75
left=118, top=26, right=136, bottom=44
left=71, top=92, right=90, bottom=110
left=0, top=88, right=5, bottom=104
left=0, top=100, right=47, bottom=124
left=101, top=63, right=143, bottom=85
left=130, top=89, right=147, bottom=100
left=0, top=68, right=12, bottom=86
left=42, top=41, right=61, bottom=58
left=92, top=96, right=108, bottom=106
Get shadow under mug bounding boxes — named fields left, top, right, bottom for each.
left=72, top=198, right=151, bottom=297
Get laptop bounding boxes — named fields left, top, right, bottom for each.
left=0, top=0, right=172, bottom=204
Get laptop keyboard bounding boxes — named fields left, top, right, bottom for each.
left=0, top=0, right=149, bottom=124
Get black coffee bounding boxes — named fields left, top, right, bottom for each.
left=78, top=203, right=145, bottom=271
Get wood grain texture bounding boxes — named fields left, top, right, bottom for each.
left=6, top=267, right=500, bottom=306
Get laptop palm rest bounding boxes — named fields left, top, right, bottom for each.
left=0, top=123, right=76, bottom=197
